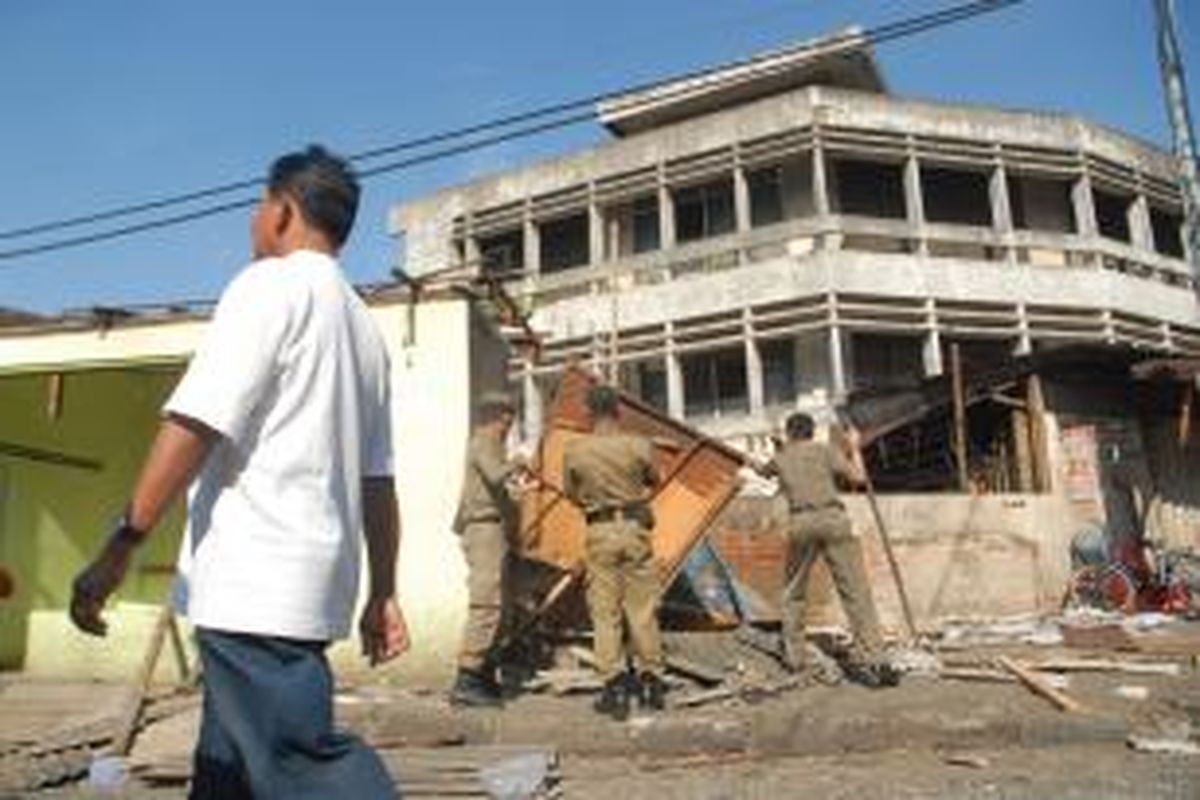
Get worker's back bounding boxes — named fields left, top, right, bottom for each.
left=563, top=431, right=655, bottom=512
left=773, top=439, right=848, bottom=510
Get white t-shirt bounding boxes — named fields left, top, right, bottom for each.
left=165, top=249, right=393, bottom=642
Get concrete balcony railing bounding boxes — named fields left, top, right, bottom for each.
left=516, top=214, right=1195, bottom=311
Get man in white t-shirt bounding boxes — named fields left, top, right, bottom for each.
left=69, top=146, right=409, bottom=799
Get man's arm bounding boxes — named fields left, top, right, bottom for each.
left=830, top=426, right=867, bottom=488
left=474, top=437, right=520, bottom=489
left=359, top=476, right=410, bottom=666
left=70, top=414, right=217, bottom=636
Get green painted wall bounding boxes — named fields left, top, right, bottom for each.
left=0, top=367, right=184, bottom=672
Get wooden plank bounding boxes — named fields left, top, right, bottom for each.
left=514, top=366, right=746, bottom=627
left=1026, top=374, right=1050, bottom=492
left=997, top=656, right=1087, bottom=713
left=113, top=605, right=175, bottom=756
left=1031, top=658, right=1181, bottom=676
left=950, top=343, right=969, bottom=492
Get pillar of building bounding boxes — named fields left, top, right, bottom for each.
left=989, top=159, right=1017, bottom=263
left=463, top=212, right=481, bottom=271
left=1015, top=302, right=1033, bottom=356
left=828, top=294, right=847, bottom=398
left=812, top=140, right=831, bottom=216
left=733, top=159, right=752, bottom=234
left=922, top=298, right=944, bottom=377
left=589, top=189, right=605, bottom=266
left=666, top=330, right=685, bottom=420
left=1129, top=194, right=1154, bottom=253
left=523, top=204, right=541, bottom=276
left=1072, top=171, right=1099, bottom=237
left=744, top=311, right=764, bottom=416
left=812, top=138, right=836, bottom=251
left=904, top=150, right=928, bottom=256
left=1072, top=169, right=1100, bottom=267
left=658, top=164, right=676, bottom=250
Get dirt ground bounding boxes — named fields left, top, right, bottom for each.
left=22, top=743, right=1200, bottom=799
left=7, top=626, right=1200, bottom=798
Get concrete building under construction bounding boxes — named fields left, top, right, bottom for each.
left=393, top=31, right=1200, bottom=626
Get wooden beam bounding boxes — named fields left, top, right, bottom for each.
left=997, top=655, right=1087, bottom=713
left=1180, top=380, right=1194, bottom=448
left=1026, top=374, right=1050, bottom=493
left=950, top=343, right=969, bottom=491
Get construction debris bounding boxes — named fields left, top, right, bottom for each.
left=131, top=743, right=563, bottom=798
left=997, top=656, right=1087, bottom=714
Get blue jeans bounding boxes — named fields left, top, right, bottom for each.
left=190, top=628, right=398, bottom=800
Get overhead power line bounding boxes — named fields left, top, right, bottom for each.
left=0, top=0, right=1025, bottom=263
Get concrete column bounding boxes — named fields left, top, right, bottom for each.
left=658, top=165, right=676, bottom=250
left=904, top=152, right=928, bottom=256
left=607, top=212, right=621, bottom=260
left=812, top=141, right=831, bottom=216
left=734, top=161, right=752, bottom=233
left=744, top=311, right=764, bottom=416
left=666, top=328, right=685, bottom=420
left=589, top=189, right=605, bottom=265
left=828, top=294, right=847, bottom=398
left=922, top=298, right=944, bottom=377
left=990, top=160, right=1017, bottom=264
left=1129, top=195, right=1154, bottom=253
left=463, top=212, right=481, bottom=271
left=1072, top=171, right=1100, bottom=267
left=523, top=204, right=540, bottom=276
left=1072, top=172, right=1099, bottom=239
left=1015, top=302, right=1033, bottom=356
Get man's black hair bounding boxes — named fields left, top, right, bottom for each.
left=785, top=412, right=815, bottom=441
left=268, top=145, right=360, bottom=247
left=586, top=385, right=620, bottom=419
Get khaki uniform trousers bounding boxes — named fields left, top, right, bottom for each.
left=782, top=508, right=884, bottom=670
left=457, top=520, right=509, bottom=672
left=584, top=519, right=664, bottom=681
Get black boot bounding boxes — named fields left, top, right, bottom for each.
left=637, top=672, right=667, bottom=711
left=450, top=668, right=503, bottom=707
left=593, top=675, right=631, bottom=721
left=844, top=661, right=901, bottom=689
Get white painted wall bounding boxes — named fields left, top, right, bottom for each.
left=0, top=297, right=480, bottom=686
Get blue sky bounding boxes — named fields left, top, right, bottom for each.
left=0, top=0, right=1196, bottom=313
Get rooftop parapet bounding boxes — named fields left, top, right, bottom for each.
left=596, top=27, right=885, bottom=137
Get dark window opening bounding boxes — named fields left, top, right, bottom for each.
left=478, top=229, right=524, bottom=275
left=540, top=213, right=590, bottom=273
left=922, top=166, right=992, bottom=226
left=865, top=399, right=1033, bottom=494
left=631, top=195, right=661, bottom=254
left=851, top=334, right=924, bottom=391
left=760, top=338, right=797, bottom=407
left=682, top=346, right=748, bottom=418
left=1150, top=206, right=1185, bottom=258
left=1094, top=189, right=1132, bottom=243
left=748, top=167, right=784, bottom=227
left=832, top=159, right=906, bottom=219
left=619, top=359, right=668, bottom=412
left=1008, top=175, right=1076, bottom=234
left=674, top=178, right=735, bottom=243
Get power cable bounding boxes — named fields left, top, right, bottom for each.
left=0, top=0, right=1026, bottom=262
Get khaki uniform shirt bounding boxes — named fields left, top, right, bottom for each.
left=563, top=431, right=657, bottom=513
left=454, top=431, right=518, bottom=531
left=770, top=440, right=855, bottom=510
